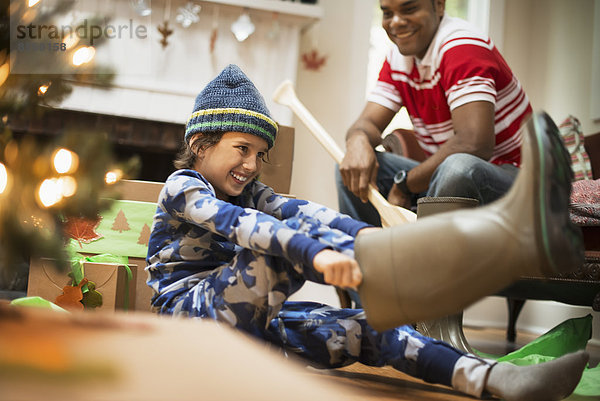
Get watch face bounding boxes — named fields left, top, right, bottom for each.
left=393, top=170, right=411, bottom=194
left=394, top=170, right=407, bottom=185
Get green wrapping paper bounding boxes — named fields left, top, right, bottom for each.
left=66, top=200, right=156, bottom=258
left=63, top=198, right=154, bottom=310
left=10, top=296, right=68, bottom=313
left=476, top=314, right=599, bottom=396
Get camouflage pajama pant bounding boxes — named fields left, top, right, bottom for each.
left=164, top=215, right=491, bottom=395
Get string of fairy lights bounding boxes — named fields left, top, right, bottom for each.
left=0, top=0, right=135, bottom=275
left=0, top=147, right=122, bottom=209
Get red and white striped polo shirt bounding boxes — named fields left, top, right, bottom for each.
left=368, top=15, right=532, bottom=166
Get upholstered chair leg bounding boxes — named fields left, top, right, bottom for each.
left=506, top=298, right=526, bottom=344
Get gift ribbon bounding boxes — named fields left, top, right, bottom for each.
left=69, top=253, right=132, bottom=311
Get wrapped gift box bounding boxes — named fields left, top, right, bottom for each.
left=62, top=199, right=158, bottom=312
left=27, top=258, right=137, bottom=312
left=27, top=180, right=162, bottom=312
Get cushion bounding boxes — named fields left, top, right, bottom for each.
left=560, top=115, right=594, bottom=181
left=570, top=179, right=600, bottom=226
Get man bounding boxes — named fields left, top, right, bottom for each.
left=337, top=0, right=532, bottom=225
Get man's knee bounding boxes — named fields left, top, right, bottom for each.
left=429, top=154, right=482, bottom=196
left=434, top=153, right=481, bottom=180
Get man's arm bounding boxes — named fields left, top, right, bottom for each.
left=387, top=101, right=496, bottom=205
left=340, top=102, right=397, bottom=202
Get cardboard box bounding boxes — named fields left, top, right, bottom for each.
left=260, top=125, right=294, bottom=194
left=128, top=256, right=154, bottom=312
left=27, top=258, right=137, bottom=312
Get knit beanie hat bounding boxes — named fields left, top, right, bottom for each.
left=185, top=64, right=278, bottom=149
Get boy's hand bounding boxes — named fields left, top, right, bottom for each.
left=357, top=226, right=381, bottom=235
left=313, top=249, right=363, bottom=288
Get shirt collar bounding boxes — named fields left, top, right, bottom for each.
left=417, top=13, right=448, bottom=68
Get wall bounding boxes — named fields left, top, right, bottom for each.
left=289, top=0, right=373, bottom=209
left=501, top=0, right=599, bottom=135
left=286, top=0, right=373, bottom=306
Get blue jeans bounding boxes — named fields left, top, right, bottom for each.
left=336, top=152, right=519, bottom=226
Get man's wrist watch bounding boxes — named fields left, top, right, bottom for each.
left=393, top=169, right=411, bottom=195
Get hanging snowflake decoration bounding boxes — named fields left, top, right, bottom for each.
left=131, top=0, right=152, bottom=17
left=176, top=2, right=201, bottom=28
left=231, top=12, right=255, bottom=42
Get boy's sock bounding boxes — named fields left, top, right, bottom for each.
left=485, top=350, right=589, bottom=401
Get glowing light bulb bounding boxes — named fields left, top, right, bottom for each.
left=105, top=169, right=123, bottom=184
left=29, top=0, right=41, bottom=7
left=58, top=176, right=77, bottom=197
left=0, top=163, right=8, bottom=194
left=72, top=46, right=96, bottom=66
left=0, top=63, right=9, bottom=88
left=62, top=32, right=79, bottom=50
left=53, top=148, right=78, bottom=174
left=38, top=178, right=63, bottom=207
left=38, top=83, right=50, bottom=96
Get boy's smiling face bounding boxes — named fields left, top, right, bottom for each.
left=193, top=131, right=268, bottom=200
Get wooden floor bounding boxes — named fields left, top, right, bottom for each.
left=309, top=326, right=600, bottom=401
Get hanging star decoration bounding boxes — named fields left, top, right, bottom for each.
left=302, top=49, right=327, bottom=71
left=157, top=20, right=174, bottom=49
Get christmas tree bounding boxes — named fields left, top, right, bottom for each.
left=137, top=223, right=150, bottom=246
left=111, top=210, right=130, bottom=233
left=0, top=0, right=135, bottom=295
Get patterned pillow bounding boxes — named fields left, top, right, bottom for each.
left=559, top=115, right=594, bottom=181
left=569, top=179, right=600, bottom=226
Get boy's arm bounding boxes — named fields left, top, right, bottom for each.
left=312, top=227, right=380, bottom=288
left=163, top=173, right=331, bottom=270
left=251, top=181, right=372, bottom=236
left=313, top=249, right=362, bottom=288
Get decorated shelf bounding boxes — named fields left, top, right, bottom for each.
left=199, top=0, right=323, bottom=24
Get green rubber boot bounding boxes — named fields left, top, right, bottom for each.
left=355, top=112, right=584, bottom=332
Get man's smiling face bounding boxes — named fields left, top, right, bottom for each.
left=380, top=0, right=445, bottom=59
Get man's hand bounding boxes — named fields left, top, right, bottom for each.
left=387, top=183, right=412, bottom=209
left=339, top=134, right=378, bottom=203
left=313, top=249, right=363, bottom=289
left=340, top=102, right=397, bottom=203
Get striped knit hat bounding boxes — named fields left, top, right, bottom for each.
left=185, top=64, right=278, bottom=148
